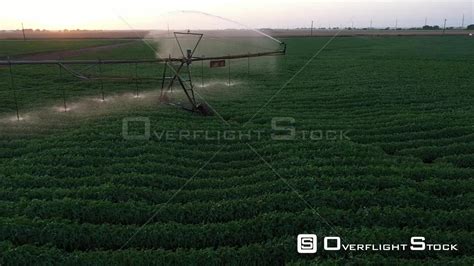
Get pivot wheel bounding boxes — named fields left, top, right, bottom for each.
left=195, top=103, right=214, bottom=116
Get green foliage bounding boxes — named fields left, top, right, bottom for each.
left=0, top=39, right=126, bottom=58
left=0, top=36, right=473, bottom=264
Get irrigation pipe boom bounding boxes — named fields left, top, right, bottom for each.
left=1, top=31, right=286, bottom=116
left=0, top=51, right=285, bottom=65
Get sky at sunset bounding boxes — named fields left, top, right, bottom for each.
left=1, top=0, right=472, bottom=30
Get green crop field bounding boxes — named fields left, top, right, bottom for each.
left=0, top=36, right=473, bottom=265
left=0, top=39, right=129, bottom=58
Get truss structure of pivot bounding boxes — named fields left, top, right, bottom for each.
left=159, top=32, right=211, bottom=115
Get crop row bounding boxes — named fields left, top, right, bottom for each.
left=1, top=238, right=473, bottom=266
left=3, top=138, right=378, bottom=158
left=5, top=133, right=472, bottom=173
left=2, top=160, right=472, bottom=190
left=1, top=154, right=402, bottom=179
left=1, top=171, right=471, bottom=197
left=353, top=127, right=474, bottom=144
left=396, top=143, right=474, bottom=163
left=1, top=212, right=472, bottom=254
left=1, top=196, right=471, bottom=227
left=0, top=181, right=472, bottom=210
left=4, top=150, right=408, bottom=172
left=436, top=154, right=474, bottom=168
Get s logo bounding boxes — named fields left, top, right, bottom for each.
left=297, top=234, right=317, bottom=254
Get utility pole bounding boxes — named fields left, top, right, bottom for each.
left=310, top=20, right=313, bottom=36
left=395, top=18, right=398, bottom=30
left=461, top=14, right=465, bottom=28
left=370, top=19, right=373, bottom=29
left=443, top=19, right=447, bottom=35
left=21, top=23, right=26, bottom=41
left=424, top=17, right=427, bottom=26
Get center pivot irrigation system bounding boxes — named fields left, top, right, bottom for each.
left=1, top=31, right=286, bottom=118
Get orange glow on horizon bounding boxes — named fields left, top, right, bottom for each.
left=1, top=0, right=471, bottom=30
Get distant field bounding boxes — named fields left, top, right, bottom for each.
left=0, top=36, right=473, bottom=264
left=0, top=39, right=129, bottom=59
left=269, top=29, right=473, bottom=37
left=0, top=29, right=472, bottom=40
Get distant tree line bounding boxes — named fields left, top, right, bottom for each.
left=422, top=25, right=440, bottom=30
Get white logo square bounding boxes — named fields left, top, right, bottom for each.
left=297, top=234, right=317, bottom=254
